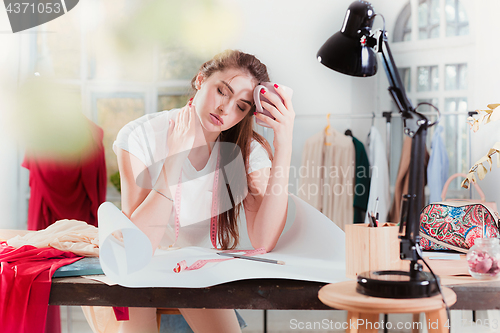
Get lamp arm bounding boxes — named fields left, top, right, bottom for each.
left=376, top=31, right=429, bottom=136
left=378, top=36, right=413, bottom=114
left=376, top=31, right=430, bottom=270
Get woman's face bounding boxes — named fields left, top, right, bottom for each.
left=192, top=68, right=256, bottom=134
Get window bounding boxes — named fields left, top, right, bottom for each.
left=393, top=3, right=412, bottom=42
left=159, top=47, right=206, bottom=81
left=158, top=93, right=191, bottom=112
left=444, top=97, right=468, bottom=188
left=394, top=0, right=469, bottom=42
left=34, top=10, right=81, bottom=79
left=29, top=1, right=205, bottom=206
left=445, top=63, right=467, bottom=90
left=403, top=14, right=412, bottom=42
left=446, top=0, right=469, bottom=36
left=417, top=66, right=439, bottom=92
left=391, top=0, right=472, bottom=194
left=419, top=0, right=440, bottom=40
left=93, top=93, right=146, bottom=183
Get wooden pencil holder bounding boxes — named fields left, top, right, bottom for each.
left=345, top=223, right=401, bottom=279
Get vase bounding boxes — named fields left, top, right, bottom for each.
left=466, top=237, right=500, bottom=280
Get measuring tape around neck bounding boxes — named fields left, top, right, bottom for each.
left=171, top=142, right=221, bottom=249
left=167, top=141, right=270, bottom=273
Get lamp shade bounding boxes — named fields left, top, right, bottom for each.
left=317, top=1, right=378, bottom=77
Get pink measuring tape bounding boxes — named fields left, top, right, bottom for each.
left=173, top=247, right=268, bottom=273
left=171, top=142, right=221, bottom=249
left=170, top=142, right=268, bottom=273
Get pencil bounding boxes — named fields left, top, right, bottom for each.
left=217, top=252, right=285, bottom=265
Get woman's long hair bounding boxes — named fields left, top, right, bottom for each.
left=191, top=50, right=273, bottom=250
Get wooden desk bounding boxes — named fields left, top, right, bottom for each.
left=49, top=277, right=332, bottom=309
left=4, top=228, right=498, bottom=311
left=49, top=276, right=500, bottom=310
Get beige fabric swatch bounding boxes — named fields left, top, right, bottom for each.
left=7, top=219, right=99, bottom=257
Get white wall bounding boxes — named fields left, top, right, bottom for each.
left=229, top=0, right=500, bottom=204
left=372, top=0, right=500, bottom=207
left=227, top=0, right=379, bottom=193
left=1, top=0, right=498, bottom=228
left=470, top=0, right=500, bottom=206
left=0, top=11, right=29, bottom=229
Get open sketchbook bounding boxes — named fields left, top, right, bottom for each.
left=97, top=194, right=347, bottom=288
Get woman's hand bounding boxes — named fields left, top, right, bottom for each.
left=167, top=101, right=196, bottom=157
left=246, top=85, right=294, bottom=251
left=254, top=84, right=295, bottom=153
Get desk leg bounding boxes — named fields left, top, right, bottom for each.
left=412, top=313, right=420, bottom=333
left=425, top=309, right=449, bottom=333
left=346, top=311, right=379, bottom=333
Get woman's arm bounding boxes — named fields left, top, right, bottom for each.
left=244, top=84, right=295, bottom=251
left=117, top=105, right=196, bottom=252
left=244, top=152, right=290, bottom=251
left=117, top=148, right=174, bottom=251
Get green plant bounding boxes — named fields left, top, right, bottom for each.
left=110, top=171, right=121, bottom=193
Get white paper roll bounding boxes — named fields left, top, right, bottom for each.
left=95, top=195, right=347, bottom=288
left=98, top=202, right=153, bottom=281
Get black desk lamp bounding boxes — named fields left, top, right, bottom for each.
left=317, top=0, right=440, bottom=298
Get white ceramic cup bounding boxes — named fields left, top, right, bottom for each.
left=253, top=82, right=293, bottom=128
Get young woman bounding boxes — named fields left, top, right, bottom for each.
left=114, top=49, right=295, bottom=333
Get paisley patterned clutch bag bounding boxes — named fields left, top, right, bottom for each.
left=419, top=202, right=500, bottom=253
left=419, top=173, right=500, bottom=253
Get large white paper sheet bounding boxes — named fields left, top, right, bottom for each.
left=98, top=194, right=347, bottom=288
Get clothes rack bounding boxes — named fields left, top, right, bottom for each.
left=294, top=111, right=475, bottom=172
left=294, top=111, right=472, bottom=118
left=294, top=111, right=473, bottom=118
left=294, top=113, right=378, bottom=119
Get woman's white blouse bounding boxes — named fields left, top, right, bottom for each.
left=113, top=108, right=272, bottom=247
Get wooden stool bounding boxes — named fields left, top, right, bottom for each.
left=156, top=308, right=182, bottom=331
left=318, top=281, right=456, bottom=333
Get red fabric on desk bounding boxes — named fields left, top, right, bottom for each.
left=22, top=120, right=107, bottom=230
left=0, top=243, right=81, bottom=333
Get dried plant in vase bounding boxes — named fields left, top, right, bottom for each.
left=462, top=104, right=500, bottom=189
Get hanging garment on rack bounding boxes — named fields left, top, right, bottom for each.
left=298, top=131, right=324, bottom=210
left=22, top=120, right=106, bottom=333
left=351, top=136, right=371, bottom=223
left=22, top=120, right=107, bottom=230
left=388, top=136, right=430, bottom=223
left=365, top=126, right=390, bottom=224
left=427, top=125, right=449, bottom=203
left=299, top=128, right=355, bottom=230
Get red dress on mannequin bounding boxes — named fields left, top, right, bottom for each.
left=22, top=120, right=107, bottom=230
left=22, top=120, right=107, bottom=333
